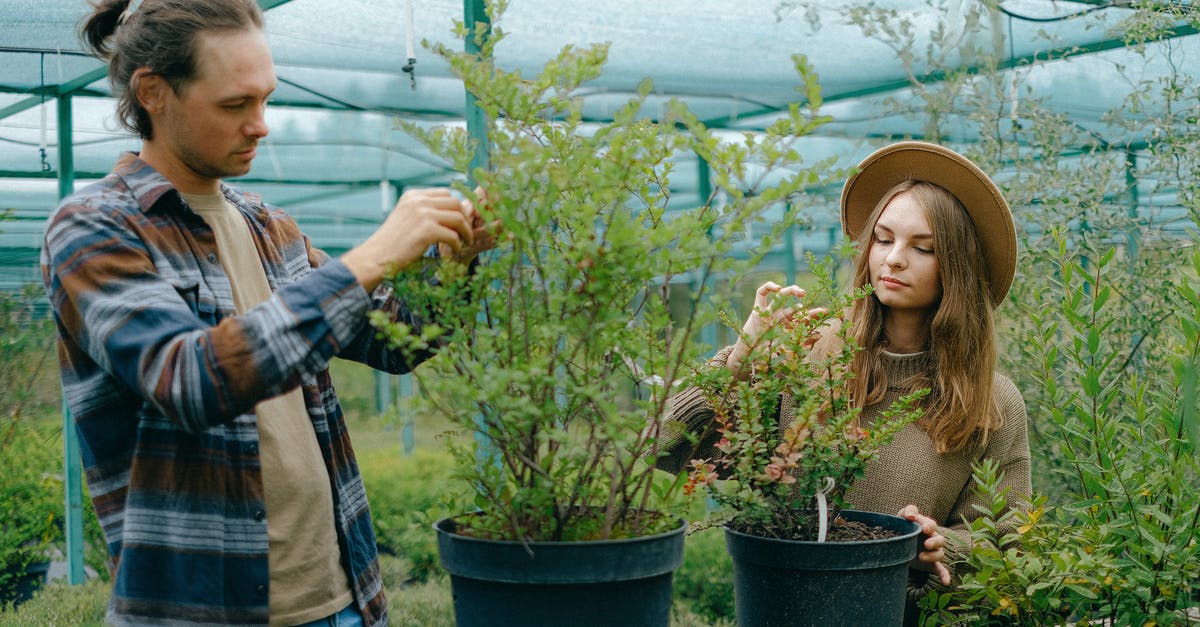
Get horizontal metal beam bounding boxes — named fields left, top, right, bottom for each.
left=0, top=67, right=107, bottom=122
left=0, top=96, right=44, bottom=121
left=0, top=0, right=291, bottom=120
left=699, top=21, right=1200, bottom=128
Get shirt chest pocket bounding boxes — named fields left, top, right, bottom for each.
left=170, top=280, right=220, bottom=325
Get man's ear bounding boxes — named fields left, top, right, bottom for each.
left=132, top=69, right=169, bottom=115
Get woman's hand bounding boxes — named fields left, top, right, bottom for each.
left=725, top=281, right=824, bottom=377
left=898, top=504, right=952, bottom=586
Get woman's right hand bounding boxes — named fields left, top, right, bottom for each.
left=726, top=281, right=823, bottom=377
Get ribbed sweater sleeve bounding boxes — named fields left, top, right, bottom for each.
left=650, top=346, right=736, bottom=474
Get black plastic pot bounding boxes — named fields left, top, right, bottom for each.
left=435, top=515, right=686, bottom=627
left=4, top=558, right=49, bottom=606
left=724, top=509, right=921, bottom=627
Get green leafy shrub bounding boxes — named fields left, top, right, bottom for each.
left=919, top=461, right=1107, bottom=625
left=685, top=271, right=924, bottom=540
left=371, top=0, right=835, bottom=543
left=359, top=447, right=466, bottom=583
left=0, top=578, right=109, bottom=626
left=919, top=234, right=1200, bottom=624
left=672, top=525, right=734, bottom=623
left=0, top=423, right=63, bottom=606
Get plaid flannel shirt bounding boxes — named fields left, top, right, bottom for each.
left=41, top=153, right=428, bottom=626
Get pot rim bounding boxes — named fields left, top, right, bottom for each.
left=434, top=511, right=688, bottom=547
left=723, top=508, right=921, bottom=546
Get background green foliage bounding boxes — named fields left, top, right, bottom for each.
left=0, top=423, right=62, bottom=606
left=842, top=0, right=1200, bottom=622
left=0, top=286, right=56, bottom=422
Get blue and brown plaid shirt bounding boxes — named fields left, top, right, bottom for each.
left=41, top=153, right=428, bottom=626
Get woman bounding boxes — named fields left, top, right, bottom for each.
left=657, top=141, right=1031, bottom=617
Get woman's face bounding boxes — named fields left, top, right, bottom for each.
left=868, top=191, right=942, bottom=314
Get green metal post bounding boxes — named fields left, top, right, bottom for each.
left=1125, top=150, right=1138, bottom=261
left=464, top=0, right=494, bottom=469
left=375, top=180, right=397, bottom=416
left=58, top=93, right=86, bottom=585
left=374, top=370, right=392, bottom=414
left=695, top=156, right=717, bottom=349
left=399, top=374, right=415, bottom=456
left=830, top=226, right=841, bottom=291
left=464, top=0, right=490, bottom=178
left=784, top=201, right=797, bottom=286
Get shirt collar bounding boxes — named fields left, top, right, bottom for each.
left=112, top=152, right=270, bottom=225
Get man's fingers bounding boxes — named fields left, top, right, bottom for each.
left=422, top=205, right=473, bottom=249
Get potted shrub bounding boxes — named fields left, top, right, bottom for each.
left=0, top=423, right=62, bottom=607
left=681, top=275, right=926, bottom=626
left=369, top=5, right=833, bottom=626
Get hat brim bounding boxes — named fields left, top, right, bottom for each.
left=839, top=141, right=1016, bottom=307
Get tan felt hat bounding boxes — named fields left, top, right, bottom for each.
left=840, top=141, right=1016, bottom=307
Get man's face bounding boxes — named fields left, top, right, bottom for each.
left=157, top=28, right=276, bottom=185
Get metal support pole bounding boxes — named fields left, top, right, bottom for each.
left=58, top=93, right=85, bottom=585
left=464, top=0, right=494, bottom=470
left=1125, top=150, right=1139, bottom=262
left=374, top=370, right=393, bottom=415
left=399, top=374, right=415, bottom=456
left=375, top=180, right=398, bottom=416
left=784, top=218, right=797, bottom=286
left=695, top=155, right=718, bottom=349
left=464, top=0, right=490, bottom=178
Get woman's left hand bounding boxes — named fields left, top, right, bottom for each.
left=898, top=504, right=951, bottom=586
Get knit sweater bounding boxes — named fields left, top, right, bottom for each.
left=655, top=347, right=1032, bottom=587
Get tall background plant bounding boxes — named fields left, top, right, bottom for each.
left=832, top=0, right=1200, bottom=621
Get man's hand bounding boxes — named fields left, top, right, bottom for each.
left=438, top=187, right=499, bottom=264
left=341, top=188, right=475, bottom=291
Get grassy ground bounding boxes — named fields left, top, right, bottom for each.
left=0, top=357, right=732, bottom=625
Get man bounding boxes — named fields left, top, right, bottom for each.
left=42, top=1, right=488, bottom=624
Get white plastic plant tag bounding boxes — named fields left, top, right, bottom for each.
left=816, top=476, right=835, bottom=543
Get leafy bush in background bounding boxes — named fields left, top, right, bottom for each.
left=0, top=424, right=63, bottom=606
left=359, top=447, right=465, bottom=584
left=918, top=234, right=1200, bottom=624
left=672, top=525, right=735, bottom=623
left=0, top=286, right=56, bottom=422
left=0, top=578, right=109, bottom=626
left=840, top=1, right=1200, bottom=622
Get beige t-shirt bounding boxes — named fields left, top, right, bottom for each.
left=183, top=192, right=353, bottom=626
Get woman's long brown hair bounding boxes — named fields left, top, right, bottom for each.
left=843, top=180, right=1001, bottom=454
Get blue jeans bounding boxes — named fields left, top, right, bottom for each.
left=293, top=603, right=363, bottom=627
